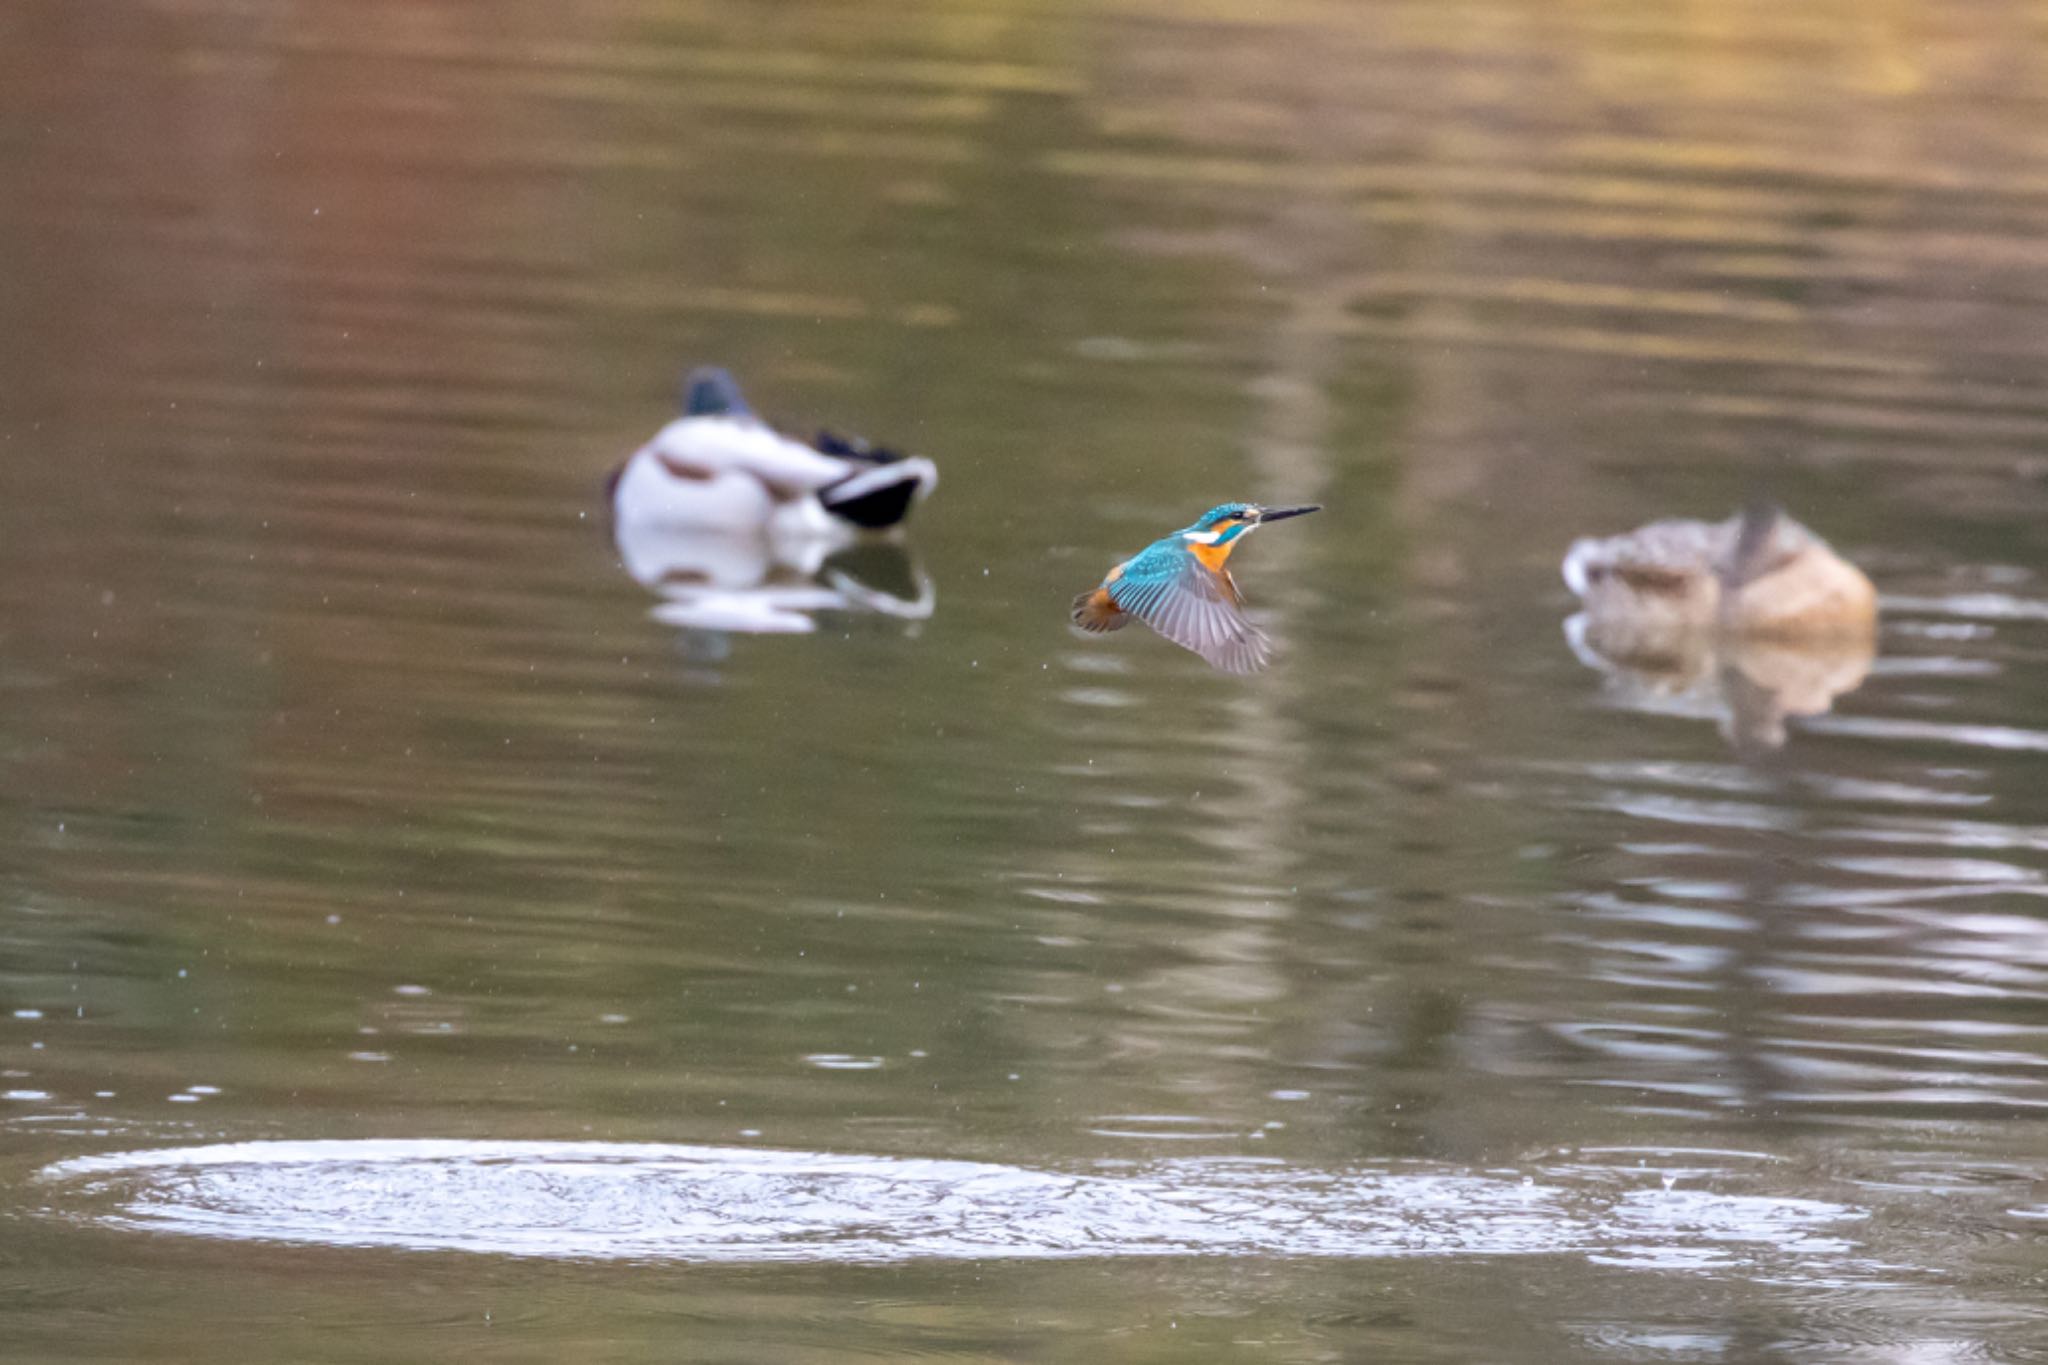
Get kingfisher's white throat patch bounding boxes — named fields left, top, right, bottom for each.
left=1183, top=529, right=1223, bottom=544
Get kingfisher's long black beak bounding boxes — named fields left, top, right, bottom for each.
left=1254, top=504, right=1321, bottom=524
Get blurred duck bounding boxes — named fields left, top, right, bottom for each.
left=1562, top=503, right=1877, bottom=751
left=1562, top=501, right=1876, bottom=640
left=610, top=368, right=937, bottom=539
left=1071, top=501, right=1320, bottom=673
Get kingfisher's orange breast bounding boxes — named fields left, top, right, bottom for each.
left=1190, top=540, right=1236, bottom=574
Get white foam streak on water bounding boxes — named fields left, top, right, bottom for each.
left=1798, top=716, right=2048, bottom=754
left=1880, top=594, right=2048, bottom=623
left=36, top=1140, right=1865, bottom=1268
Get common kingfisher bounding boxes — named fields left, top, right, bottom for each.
left=1562, top=501, right=1876, bottom=641
left=1071, top=502, right=1320, bottom=673
left=609, top=367, right=938, bottom=538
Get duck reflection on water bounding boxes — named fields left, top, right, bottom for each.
left=609, top=367, right=937, bottom=642
left=614, top=522, right=933, bottom=637
left=1562, top=502, right=1877, bottom=751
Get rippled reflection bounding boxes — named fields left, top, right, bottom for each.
left=1566, top=612, right=1876, bottom=752
left=613, top=519, right=933, bottom=641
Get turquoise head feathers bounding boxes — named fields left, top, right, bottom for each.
left=1188, top=502, right=1258, bottom=544
left=1182, top=501, right=1320, bottom=546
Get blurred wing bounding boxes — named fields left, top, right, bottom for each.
left=649, top=417, right=853, bottom=497
left=1109, top=551, right=1270, bottom=673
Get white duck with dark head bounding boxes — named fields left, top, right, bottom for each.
left=609, top=367, right=937, bottom=541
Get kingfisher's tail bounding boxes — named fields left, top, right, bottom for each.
left=1070, top=585, right=1129, bottom=632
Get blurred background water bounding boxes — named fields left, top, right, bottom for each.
left=6, top=0, right=2048, bottom=1359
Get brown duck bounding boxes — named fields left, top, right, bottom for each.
left=1562, top=501, right=1876, bottom=641
left=1562, top=502, right=1877, bottom=752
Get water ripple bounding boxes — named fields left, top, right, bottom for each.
left=36, top=1140, right=1866, bottom=1268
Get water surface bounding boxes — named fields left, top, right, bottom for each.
left=6, top=0, right=2048, bottom=1359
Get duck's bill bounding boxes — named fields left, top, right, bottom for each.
left=1256, top=504, right=1321, bottom=523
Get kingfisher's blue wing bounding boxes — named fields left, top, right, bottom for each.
left=1108, top=543, right=1270, bottom=673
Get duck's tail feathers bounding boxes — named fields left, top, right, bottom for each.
left=1723, top=497, right=1791, bottom=590
left=1560, top=536, right=1601, bottom=598
left=1070, top=586, right=1130, bottom=633
left=682, top=367, right=753, bottom=419
left=817, top=457, right=938, bottom=530
left=814, top=428, right=907, bottom=467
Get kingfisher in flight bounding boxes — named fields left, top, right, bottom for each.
left=1070, top=502, right=1320, bottom=673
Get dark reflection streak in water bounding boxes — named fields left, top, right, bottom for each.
left=1703, top=760, right=1801, bottom=1122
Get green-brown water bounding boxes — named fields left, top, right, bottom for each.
left=6, top=0, right=2048, bottom=1359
